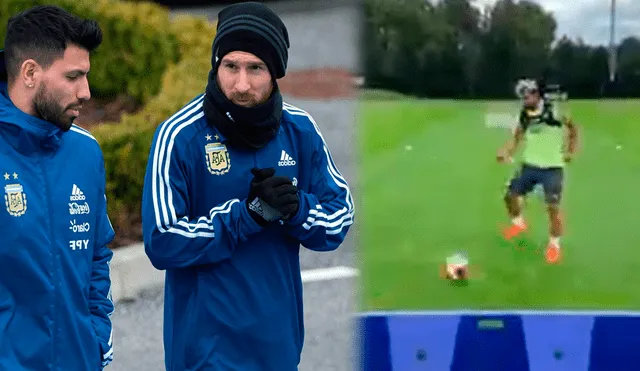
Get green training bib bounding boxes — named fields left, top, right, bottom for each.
left=519, top=102, right=565, bottom=168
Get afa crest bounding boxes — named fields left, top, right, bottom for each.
left=4, top=183, right=27, bottom=217
left=205, top=142, right=231, bottom=175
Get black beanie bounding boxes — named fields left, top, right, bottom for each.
left=212, top=2, right=290, bottom=79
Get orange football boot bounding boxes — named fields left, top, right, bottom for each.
left=545, top=243, right=561, bottom=264
left=503, top=222, right=527, bottom=241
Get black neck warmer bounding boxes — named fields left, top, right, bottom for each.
left=203, top=69, right=282, bottom=150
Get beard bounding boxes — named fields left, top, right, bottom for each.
left=224, top=82, right=273, bottom=108
left=228, top=91, right=270, bottom=107
left=32, top=85, right=79, bottom=132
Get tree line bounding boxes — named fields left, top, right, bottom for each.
left=363, top=0, right=640, bottom=99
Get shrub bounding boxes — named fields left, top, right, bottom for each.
left=0, top=0, right=179, bottom=104
left=90, top=13, right=218, bottom=246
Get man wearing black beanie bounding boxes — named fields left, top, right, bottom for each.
left=203, top=1, right=290, bottom=150
left=141, top=2, right=354, bottom=370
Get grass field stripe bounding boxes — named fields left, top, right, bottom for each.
left=301, top=266, right=359, bottom=283
left=354, top=310, right=640, bottom=317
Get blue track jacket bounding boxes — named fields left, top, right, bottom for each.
left=0, top=83, right=115, bottom=370
left=142, top=94, right=354, bottom=370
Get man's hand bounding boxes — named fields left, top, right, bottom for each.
left=247, top=168, right=299, bottom=225
left=496, top=148, right=512, bottom=164
left=564, top=116, right=578, bottom=158
left=564, top=153, right=573, bottom=163
left=498, top=126, right=523, bottom=164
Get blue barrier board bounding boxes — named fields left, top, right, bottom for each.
left=358, top=310, right=640, bottom=371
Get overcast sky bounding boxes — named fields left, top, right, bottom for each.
left=473, top=0, right=640, bottom=46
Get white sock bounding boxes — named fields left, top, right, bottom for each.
left=550, top=237, right=560, bottom=248
left=511, top=216, right=525, bottom=227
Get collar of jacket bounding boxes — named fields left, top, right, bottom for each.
left=214, top=124, right=229, bottom=143
left=0, top=82, right=63, bottom=155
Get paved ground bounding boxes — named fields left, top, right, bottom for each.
left=109, top=272, right=357, bottom=371
left=107, top=2, right=361, bottom=369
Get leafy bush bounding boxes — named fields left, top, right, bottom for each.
left=91, top=13, right=218, bottom=245
left=0, top=0, right=179, bottom=104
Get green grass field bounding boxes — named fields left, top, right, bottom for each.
left=360, top=92, right=640, bottom=311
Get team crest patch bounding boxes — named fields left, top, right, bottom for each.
left=205, top=142, right=231, bottom=175
left=5, top=183, right=27, bottom=217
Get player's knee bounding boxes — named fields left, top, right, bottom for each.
left=545, top=190, right=562, bottom=205
left=546, top=204, right=560, bottom=218
left=504, top=191, right=518, bottom=205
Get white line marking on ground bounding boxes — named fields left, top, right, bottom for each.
left=301, top=266, right=359, bottom=283
left=355, top=310, right=640, bottom=317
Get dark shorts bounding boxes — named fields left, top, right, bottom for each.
left=507, top=164, right=564, bottom=204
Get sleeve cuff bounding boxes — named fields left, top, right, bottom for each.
left=240, top=200, right=265, bottom=236
left=285, top=191, right=310, bottom=227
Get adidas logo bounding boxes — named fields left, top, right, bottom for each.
left=278, top=150, right=296, bottom=166
left=70, top=184, right=86, bottom=201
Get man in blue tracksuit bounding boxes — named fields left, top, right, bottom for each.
left=141, top=2, right=354, bottom=370
left=0, top=6, right=115, bottom=370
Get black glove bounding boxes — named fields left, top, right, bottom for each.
left=247, top=168, right=299, bottom=225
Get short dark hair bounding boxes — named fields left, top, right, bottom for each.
left=3, top=5, right=103, bottom=84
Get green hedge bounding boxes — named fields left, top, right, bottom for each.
left=91, top=14, right=217, bottom=245
left=0, top=0, right=179, bottom=104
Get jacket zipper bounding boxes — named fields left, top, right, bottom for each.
left=39, top=155, right=57, bottom=370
